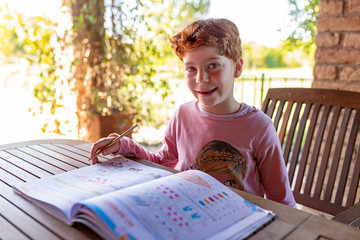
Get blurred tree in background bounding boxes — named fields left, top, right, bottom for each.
left=263, top=48, right=287, bottom=68
left=242, top=42, right=303, bottom=69
left=283, top=0, right=319, bottom=55
left=66, top=0, right=209, bottom=141
left=66, top=0, right=210, bottom=141
left=0, top=3, right=73, bottom=135
left=0, top=0, right=209, bottom=141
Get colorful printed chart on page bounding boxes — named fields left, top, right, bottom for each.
left=77, top=170, right=272, bottom=240
left=15, top=157, right=173, bottom=221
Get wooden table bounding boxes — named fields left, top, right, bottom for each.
left=332, top=202, right=360, bottom=228
left=1, top=139, right=360, bottom=240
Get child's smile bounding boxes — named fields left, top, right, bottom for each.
left=196, top=87, right=218, bottom=95
left=183, top=46, right=243, bottom=115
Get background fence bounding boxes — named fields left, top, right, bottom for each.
left=170, top=74, right=313, bottom=110
left=235, top=74, right=312, bottom=108
left=134, top=74, right=313, bottom=144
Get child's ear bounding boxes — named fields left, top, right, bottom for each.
left=234, top=58, right=243, bottom=78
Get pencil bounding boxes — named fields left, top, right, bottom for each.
left=89, top=124, right=138, bottom=161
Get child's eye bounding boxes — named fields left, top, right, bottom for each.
left=208, top=63, right=219, bottom=69
left=186, top=67, right=196, bottom=73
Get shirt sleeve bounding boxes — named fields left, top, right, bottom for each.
left=255, top=122, right=297, bottom=208
left=115, top=114, right=179, bottom=168
left=115, top=135, right=178, bottom=168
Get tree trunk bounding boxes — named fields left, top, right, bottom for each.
left=66, top=0, right=110, bottom=141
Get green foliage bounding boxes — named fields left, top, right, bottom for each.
left=243, top=43, right=297, bottom=69
left=242, top=43, right=255, bottom=69
left=283, top=0, right=319, bottom=55
left=241, top=1, right=318, bottom=70
left=71, top=0, right=210, bottom=128
left=1, top=0, right=209, bottom=135
left=0, top=5, right=55, bottom=62
left=263, top=48, right=287, bottom=68
left=0, top=3, right=72, bottom=134
left=21, top=16, right=71, bottom=135
left=0, top=6, right=23, bottom=57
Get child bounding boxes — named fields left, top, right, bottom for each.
left=90, top=18, right=296, bottom=208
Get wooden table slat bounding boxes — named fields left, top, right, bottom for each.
left=65, top=142, right=94, bottom=152
left=0, top=156, right=40, bottom=182
left=0, top=150, right=54, bottom=179
left=295, top=215, right=360, bottom=239
left=232, top=189, right=311, bottom=226
left=0, top=139, right=88, bottom=151
left=0, top=195, right=62, bottom=240
left=6, top=148, right=68, bottom=175
left=248, top=219, right=297, bottom=240
left=0, top=214, right=30, bottom=240
left=16, top=146, right=79, bottom=172
left=0, top=168, right=26, bottom=187
left=28, top=145, right=89, bottom=168
left=283, top=228, right=318, bottom=240
left=52, top=143, right=112, bottom=162
left=1, top=182, right=97, bottom=240
left=45, top=142, right=91, bottom=155
left=39, top=143, right=91, bottom=163
left=46, top=143, right=113, bottom=165
left=332, top=202, right=360, bottom=227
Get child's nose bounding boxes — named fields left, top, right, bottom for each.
left=196, top=70, right=209, bottom=84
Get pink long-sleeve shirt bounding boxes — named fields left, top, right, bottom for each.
left=117, top=101, right=296, bottom=207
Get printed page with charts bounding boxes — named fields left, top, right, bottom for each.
left=13, top=157, right=275, bottom=240
left=13, top=157, right=173, bottom=224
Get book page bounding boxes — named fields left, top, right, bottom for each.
left=13, top=157, right=173, bottom=223
left=72, top=170, right=274, bottom=240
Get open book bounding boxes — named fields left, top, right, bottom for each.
left=13, top=157, right=275, bottom=240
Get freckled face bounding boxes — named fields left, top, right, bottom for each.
left=183, top=46, right=243, bottom=115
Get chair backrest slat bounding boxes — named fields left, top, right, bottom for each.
left=265, top=97, right=277, bottom=118
left=261, top=88, right=360, bottom=215
left=304, top=105, right=331, bottom=196
left=294, top=103, right=320, bottom=194
left=313, top=106, right=341, bottom=199
left=347, top=144, right=360, bottom=206
left=335, top=109, right=360, bottom=206
left=288, top=103, right=310, bottom=185
left=277, top=101, right=292, bottom=144
left=324, top=108, right=352, bottom=202
left=283, top=102, right=302, bottom=167
left=273, top=100, right=286, bottom=130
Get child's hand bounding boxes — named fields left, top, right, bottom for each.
left=90, top=133, right=120, bottom=164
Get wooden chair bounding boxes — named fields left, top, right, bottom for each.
left=261, top=88, right=360, bottom=216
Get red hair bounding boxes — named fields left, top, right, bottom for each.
left=169, top=18, right=242, bottom=62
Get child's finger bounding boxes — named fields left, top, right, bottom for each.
left=90, top=137, right=114, bottom=158
left=91, top=156, right=98, bottom=165
left=100, top=143, right=119, bottom=156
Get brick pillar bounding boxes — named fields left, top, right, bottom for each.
left=313, top=0, right=360, bottom=92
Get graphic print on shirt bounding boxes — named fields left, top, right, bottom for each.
left=191, top=140, right=247, bottom=190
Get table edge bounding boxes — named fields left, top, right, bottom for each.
left=0, top=139, right=89, bottom=150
